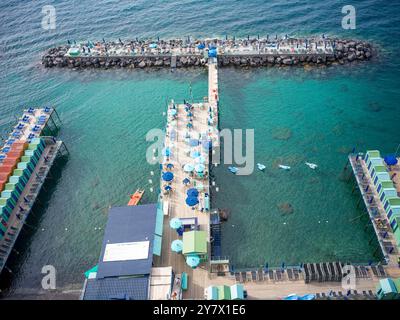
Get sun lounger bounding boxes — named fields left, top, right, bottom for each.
left=251, top=270, right=257, bottom=281
left=241, top=271, right=247, bottom=282
left=268, top=270, right=274, bottom=280
left=257, top=269, right=263, bottom=281
left=276, top=269, right=282, bottom=281
left=287, top=268, right=293, bottom=280
left=235, top=272, right=241, bottom=282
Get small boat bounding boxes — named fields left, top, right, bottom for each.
left=128, top=189, right=145, bottom=206
left=257, top=163, right=266, bottom=171
left=228, top=166, right=238, bottom=174
left=305, top=162, right=318, bottom=169
left=279, top=165, right=291, bottom=170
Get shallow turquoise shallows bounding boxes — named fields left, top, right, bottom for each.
left=0, top=0, right=400, bottom=294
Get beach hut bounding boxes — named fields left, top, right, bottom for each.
left=378, top=183, right=397, bottom=203
left=205, top=286, right=219, bottom=300
left=216, top=285, right=231, bottom=300
left=370, top=165, right=388, bottom=183
left=182, top=230, right=207, bottom=260
left=377, top=180, right=395, bottom=197
left=364, top=150, right=381, bottom=166
left=390, top=218, right=400, bottom=246
left=230, top=284, right=245, bottom=300
left=383, top=197, right=400, bottom=219
left=376, top=278, right=399, bottom=300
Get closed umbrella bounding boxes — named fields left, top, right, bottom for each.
left=187, top=188, right=199, bottom=197
left=169, top=218, right=182, bottom=229
left=162, top=147, right=171, bottom=157
left=186, top=254, right=200, bottom=268
left=195, top=164, right=205, bottom=173
left=185, top=196, right=199, bottom=207
left=162, top=171, right=174, bottom=181
left=183, top=163, right=194, bottom=172
left=171, top=239, right=183, bottom=253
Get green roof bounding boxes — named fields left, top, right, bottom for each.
left=367, top=150, right=381, bottom=158
left=380, top=180, right=395, bottom=189
left=373, top=165, right=387, bottom=172
left=388, top=198, right=400, bottom=206
left=182, top=230, right=207, bottom=255
left=217, top=285, right=231, bottom=300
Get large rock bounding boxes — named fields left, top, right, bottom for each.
left=138, top=60, right=146, bottom=68
left=282, top=58, right=292, bottom=65
left=347, top=53, right=356, bottom=62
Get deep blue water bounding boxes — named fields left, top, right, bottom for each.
left=0, top=0, right=399, bottom=295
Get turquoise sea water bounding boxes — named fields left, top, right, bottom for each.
left=0, top=0, right=400, bottom=295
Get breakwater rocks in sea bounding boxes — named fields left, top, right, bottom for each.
left=42, top=39, right=374, bottom=70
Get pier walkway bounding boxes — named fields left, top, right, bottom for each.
left=348, top=154, right=400, bottom=277
left=154, top=60, right=220, bottom=299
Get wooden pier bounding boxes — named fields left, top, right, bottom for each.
left=0, top=108, right=67, bottom=274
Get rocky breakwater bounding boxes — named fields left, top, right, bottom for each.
left=42, top=46, right=206, bottom=69
left=42, top=39, right=374, bottom=70
left=219, top=39, right=374, bottom=67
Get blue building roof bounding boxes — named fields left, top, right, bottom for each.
left=96, top=204, right=157, bottom=279
left=83, top=276, right=149, bottom=300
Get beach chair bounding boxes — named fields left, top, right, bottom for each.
left=251, top=270, right=257, bottom=281
left=293, top=268, right=299, bottom=280
left=268, top=270, right=275, bottom=281
left=235, top=272, right=241, bottom=282
left=257, top=269, right=263, bottom=281
left=276, top=269, right=282, bottom=281
left=287, top=268, right=293, bottom=280
left=241, top=271, right=247, bottom=282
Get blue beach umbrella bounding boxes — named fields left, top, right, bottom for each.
left=197, top=43, right=205, bottom=49
left=299, top=294, right=315, bottom=300
left=384, top=155, right=398, bottom=166
left=195, top=155, right=206, bottom=164
left=186, top=254, right=200, bottom=268
left=187, top=188, right=199, bottom=198
left=194, top=164, right=205, bottom=173
left=187, top=123, right=193, bottom=128
left=190, top=150, right=200, bottom=158
left=166, top=163, right=174, bottom=169
left=182, top=178, right=190, bottom=185
left=169, top=218, right=182, bottom=229
left=202, top=140, right=212, bottom=151
left=187, top=112, right=193, bottom=117
left=189, top=139, right=199, bottom=147
left=162, top=147, right=171, bottom=157
left=164, top=185, right=172, bottom=191
left=162, top=171, right=174, bottom=182
left=171, top=239, right=183, bottom=253
left=283, top=294, right=299, bottom=300
left=183, top=163, right=194, bottom=172
left=185, top=196, right=199, bottom=207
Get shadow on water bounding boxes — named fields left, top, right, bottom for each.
left=0, top=155, right=68, bottom=297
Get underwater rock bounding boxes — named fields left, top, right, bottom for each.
left=367, top=102, right=383, bottom=112
left=272, top=127, right=292, bottom=140
left=277, top=202, right=294, bottom=214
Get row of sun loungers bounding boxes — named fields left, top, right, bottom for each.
left=315, top=290, right=376, bottom=300
left=234, top=268, right=302, bottom=283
